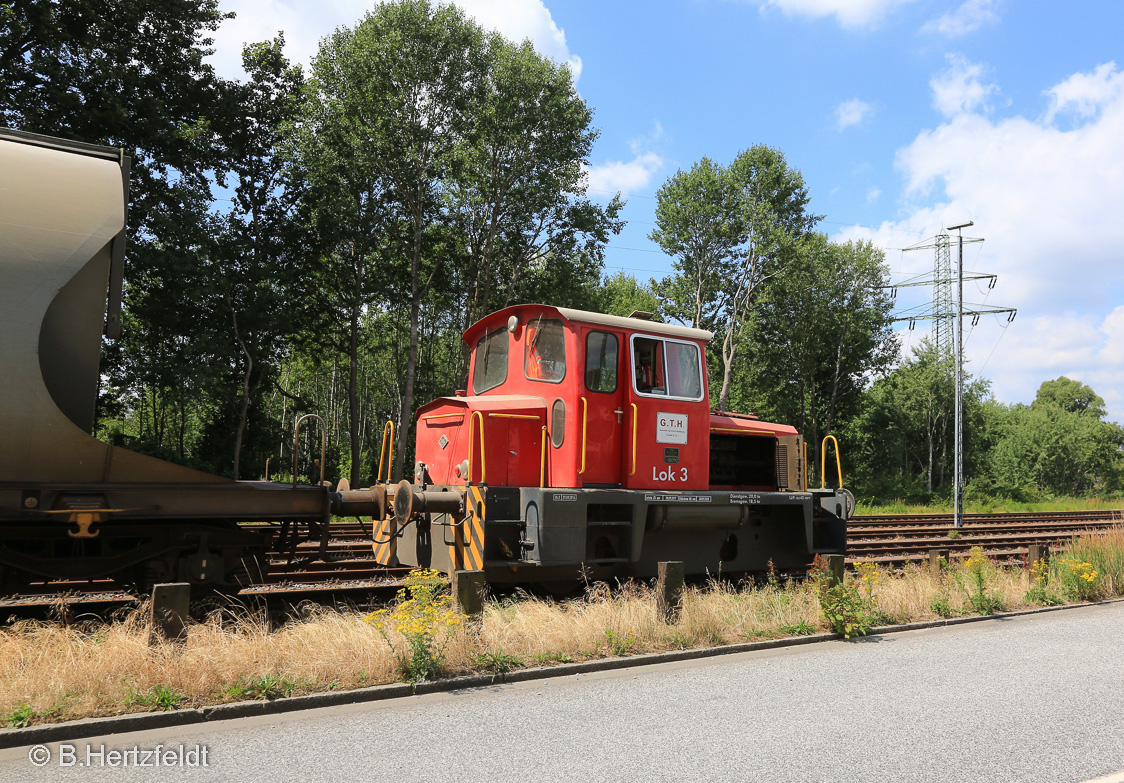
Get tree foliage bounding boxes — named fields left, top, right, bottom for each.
left=651, top=146, right=817, bottom=410
left=844, top=339, right=990, bottom=500
left=978, top=378, right=1124, bottom=497
left=293, top=0, right=620, bottom=481
left=737, top=235, right=897, bottom=479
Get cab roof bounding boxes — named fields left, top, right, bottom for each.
left=463, top=304, right=713, bottom=346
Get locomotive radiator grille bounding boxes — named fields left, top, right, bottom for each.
left=775, top=444, right=789, bottom=490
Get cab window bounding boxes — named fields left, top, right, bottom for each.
left=665, top=341, right=703, bottom=398
left=631, top=335, right=703, bottom=401
left=524, top=318, right=566, bottom=383
left=473, top=327, right=509, bottom=393
left=585, top=331, right=618, bottom=393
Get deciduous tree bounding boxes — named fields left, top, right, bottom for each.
left=651, top=146, right=817, bottom=410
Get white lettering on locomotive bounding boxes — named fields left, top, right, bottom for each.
left=652, top=466, right=689, bottom=482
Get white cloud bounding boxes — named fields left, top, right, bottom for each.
left=929, top=54, right=998, bottom=117
left=920, top=0, right=999, bottom=37
left=836, top=98, right=872, bottom=130
left=457, top=0, right=582, bottom=79
left=585, top=123, right=666, bottom=196
left=1045, top=61, right=1124, bottom=123
left=586, top=152, right=664, bottom=195
left=208, top=0, right=580, bottom=81
left=971, top=310, right=1124, bottom=423
left=755, top=0, right=917, bottom=29
left=866, top=186, right=881, bottom=202
left=834, top=62, right=1124, bottom=420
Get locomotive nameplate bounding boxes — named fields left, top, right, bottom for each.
left=663, top=448, right=679, bottom=464
left=656, top=412, right=688, bottom=444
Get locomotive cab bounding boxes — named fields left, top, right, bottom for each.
left=416, top=306, right=716, bottom=491
left=385, top=305, right=851, bottom=585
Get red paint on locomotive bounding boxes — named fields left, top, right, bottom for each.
left=413, top=304, right=798, bottom=493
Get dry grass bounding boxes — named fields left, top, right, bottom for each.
left=5, top=532, right=1124, bottom=727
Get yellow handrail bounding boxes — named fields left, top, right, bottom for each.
left=803, top=440, right=809, bottom=491
left=578, top=397, right=588, bottom=475
left=468, top=410, right=486, bottom=484
left=377, top=420, right=395, bottom=484
left=710, top=427, right=774, bottom=435
left=821, top=435, right=843, bottom=489
left=540, top=426, right=548, bottom=488
left=629, top=402, right=638, bottom=477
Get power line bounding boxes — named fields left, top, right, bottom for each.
left=607, top=244, right=664, bottom=254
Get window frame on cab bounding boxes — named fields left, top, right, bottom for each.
left=472, top=326, right=510, bottom=394
left=584, top=330, right=619, bottom=394
left=629, top=333, right=705, bottom=402
left=523, top=317, right=567, bottom=385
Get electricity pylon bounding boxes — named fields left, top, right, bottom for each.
left=884, top=226, right=1016, bottom=528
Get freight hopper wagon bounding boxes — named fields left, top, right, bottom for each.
left=379, top=306, right=852, bottom=588
left=0, top=129, right=387, bottom=591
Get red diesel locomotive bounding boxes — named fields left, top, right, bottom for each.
left=376, top=304, right=851, bottom=587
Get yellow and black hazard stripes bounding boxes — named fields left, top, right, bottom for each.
left=449, top=485, right=486, bottom=572
left=372, top=517, right=398, bottom=566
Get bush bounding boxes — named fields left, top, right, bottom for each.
left=957, top=547, right=1005, bottom=615
left=1055, top=558, right=1102, bottom=602
left=812, top=557, right=875, bottom=639
left=364, top=569, right=464, bottom=682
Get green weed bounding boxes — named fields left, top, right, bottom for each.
left=603, top=628, right=637, bottom=656
left=6, top=704, right=35, bottom=729
left=929, top=593, right=956, bottom=618
left=127, top=685, right=184, bottom=711
left=1055, top=557, right=1102, bottom=602
left=471, top=651, right=524, bottom=675
left=961, top=547, right=1005, bottom=615
left=226, top=674, right=296, bottom=701
left=780, top=620, right=815, bottom=636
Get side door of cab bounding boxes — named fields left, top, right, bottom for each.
left=577, top=326, right=625, bottom=486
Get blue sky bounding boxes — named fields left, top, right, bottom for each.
left=209, top=0, right=1124, bottom=421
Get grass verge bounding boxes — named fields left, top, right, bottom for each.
left=855, top=497, right=1124, bottom=516
left=4, top=528, right=1124, bottom=728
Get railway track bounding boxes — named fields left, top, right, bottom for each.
left=3, top=510, right=1120, bottom=613
left=0, top=523, right=400, bottom=612
left=846, top=508, right=1122, bottom=567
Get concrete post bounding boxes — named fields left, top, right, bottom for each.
left=657, top=561, right=685, bottom=623
left=150, top=583, right=190, bottom=643
left=1027, top=544, right=1050, bottom=575
left=452, top=570, right=486, bottom=616
left=929, top=549, right=951, bottom=578
left=824, top=554, right=845, bottom=587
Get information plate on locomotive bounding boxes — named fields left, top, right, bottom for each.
left=643, top=494, right=713, bottom=502
left=656, top=412, right=688, bottom=444
left=664, top=448, right=679, bottom=464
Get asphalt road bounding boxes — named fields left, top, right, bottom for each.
left=4, top=602, right=1124, bottom=782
